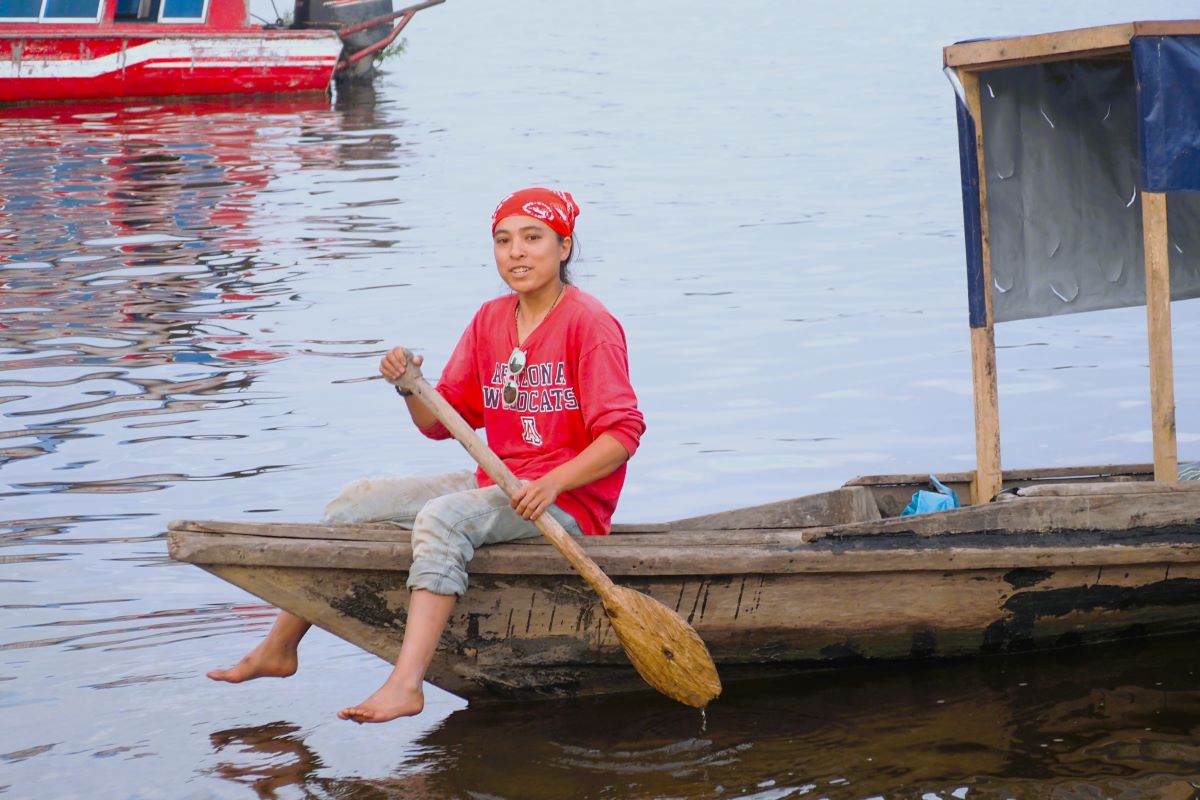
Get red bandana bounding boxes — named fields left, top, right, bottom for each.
left=491, top=188, right=580, bottom=237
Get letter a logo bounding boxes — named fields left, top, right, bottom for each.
left=520, top=416, right=543, bottom=446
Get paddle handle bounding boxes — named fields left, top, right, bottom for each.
left=392, top=357, right=616, bottom=594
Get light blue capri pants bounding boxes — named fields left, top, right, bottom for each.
left=322, top=471, right=582, bottom=596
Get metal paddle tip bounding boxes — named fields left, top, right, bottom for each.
left=603, top=585, right=722, bottom=708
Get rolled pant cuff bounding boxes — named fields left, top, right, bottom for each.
left=406, top=567, right=466, bottom=597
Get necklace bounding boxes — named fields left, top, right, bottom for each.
left=507, top=286, right=565, bottom=408
left=514, top=285, right=565, bottom=345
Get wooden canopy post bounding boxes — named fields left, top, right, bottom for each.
left=1141, top=191, right=1179, bottom=480
left=959, top=70, right=1003, bottom=505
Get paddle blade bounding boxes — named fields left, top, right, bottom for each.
left=603, top=585, right=722, bottom=708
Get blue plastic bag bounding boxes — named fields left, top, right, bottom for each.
left=901, top=475, right=961, bottom=516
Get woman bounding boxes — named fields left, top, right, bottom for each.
left=208, top=188, right=645, bottom=723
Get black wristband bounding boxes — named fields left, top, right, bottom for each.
left=394, top=384, right=413, bottom=398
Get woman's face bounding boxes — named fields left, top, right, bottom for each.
left=493, top=215, right=571, bottom=295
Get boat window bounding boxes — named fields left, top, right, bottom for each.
left=40, top=0, right=103, bottom=20
left=114, top=0, right=160, bottom=21
left=158, top=0, right=205, bottom=21
left=0, top=0, right=41, bottom=18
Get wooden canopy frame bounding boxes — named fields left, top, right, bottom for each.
left=943, top=21, right=1196, bottom=503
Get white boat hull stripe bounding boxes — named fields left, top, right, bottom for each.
left=0, top=36, right=343, bottom=79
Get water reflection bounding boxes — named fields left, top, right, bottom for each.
left=0, top=597, right=276, bottom=653
left=200, top=638, right=1200, bottom=799
left=2, top=101, right=303, bottom=483
left=0, top=93, right=403, bottom=495
left=0, top=100, right=416, bottom=795
left=209, top=722, right=328, bottom=799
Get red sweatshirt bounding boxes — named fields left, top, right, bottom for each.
left=420, top=286, right=645, bottom=535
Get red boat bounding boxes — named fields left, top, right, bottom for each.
left=0, top=0, right=443, bottom=103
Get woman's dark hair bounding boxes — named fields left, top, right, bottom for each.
left=557, top=234, right=578, bottom=285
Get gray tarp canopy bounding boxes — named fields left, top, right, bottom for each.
left=972, top=43, right=1200, bottom=322
left=943, top=21, right=1197, bottom=497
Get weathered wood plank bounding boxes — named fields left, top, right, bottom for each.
left=1133, top=20, right=1200, bottom=36
left=168, top=489, right=1200, bottom=575
left=944, top=22, right=1200, bottom=73
left=169, top=528, right=1200, bottom=577
left=171, top=468, right=1161, bottom=546
left=201, top=555, right=1200, bottom=703
left=842, top=463, right=1152, bottom=487
left=1142, top=191, right=1179, bottom=482
left=172, top=517, right=678, bottom=539
left=666, top=486, right=880, bottom=530
left=1017, top=482, right=1200, bottom=497
left=609, top=522, right=672, bottom=533
left=207, top=559, right=1200, bottom=650
left=943, top=22, right=1135, bottom=70
left=169, top=519, right=406, bottom=541
left=846, top=465, right=1151, bottom=519
left=958, top=69, right=1003, bottom=506
left=970, top=324, right=1002, bottom=505
left=813, top=492, right=1200, bottom=540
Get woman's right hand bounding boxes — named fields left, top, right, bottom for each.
left=379, top=346, right=423, bottom=383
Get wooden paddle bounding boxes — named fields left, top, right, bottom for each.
left=392, top=355, right=722, bottom=708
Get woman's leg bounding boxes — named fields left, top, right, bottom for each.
left=337, top=486, right=581, bottom=722
left=335, top=589, right=455, bottom=721
left=206, top=610, right=310, bottom=683
left=208, top=472, right=476, bottom=684
left=321, top=471, right=478, bottom=526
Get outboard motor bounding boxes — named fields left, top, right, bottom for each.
left=293, top=0, right=391, bottom=80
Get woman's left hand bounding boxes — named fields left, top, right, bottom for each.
left=510, top=477, right=563, bottom=521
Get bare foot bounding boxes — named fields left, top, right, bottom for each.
left=207, top=642, right=298, bottom=684
left=337, top=680, right=424, bottom=723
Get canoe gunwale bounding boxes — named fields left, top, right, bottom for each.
left=169, top=530, right=1200, bottom=576
left=165, top=470, right=1200, bottom=580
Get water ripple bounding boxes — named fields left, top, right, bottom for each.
left=0, top=602, right=276, bottom=653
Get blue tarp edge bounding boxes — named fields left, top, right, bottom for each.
left=955, top=96, right=987, bottom=329
left=1132, top=35, right=1200, bottom=192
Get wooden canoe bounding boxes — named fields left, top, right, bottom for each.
left=167, top=463, right=1200, bottom=703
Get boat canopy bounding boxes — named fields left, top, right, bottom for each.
left=948, top=23, right=1200, bottom=324
left=943, top=21, right=1199, bottom=499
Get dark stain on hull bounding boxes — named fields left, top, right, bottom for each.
left=819, top=641, right=866, bottom=662
left=751, top=640, right=790, bottom=660
left=475, top=667, right=586, bottom=699
left=982, top=577, right=1200, bottom=654
left=910, top=630, right=937, bottom=657
left=815, top=524, right=1200, bottom=552
left=1054, top=630, right=1083, bottom=648
left=1003, top=568, right=1053, bottom=589
left=329, top=575, right=406, bottom=631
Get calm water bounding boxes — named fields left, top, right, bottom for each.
left=3, top=2, right=1200, bottom=798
